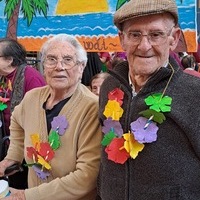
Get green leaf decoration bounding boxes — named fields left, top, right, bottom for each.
left=48, top=130, right=61, bottom=150
left=116, top=0, right=130, bottom=10
left=101, top=130, right=116, bottom=146
left=0, top=103, right=7, bottom=111
left=145, top=93, right=172, bottom=113
left=24, top=163, right=37, bottom=167
left=139, top=109, right=166, bottom=124
left=0, top=82, right=6, bottom=88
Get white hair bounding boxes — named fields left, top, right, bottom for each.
left=40, top=34, right=88, bottom=67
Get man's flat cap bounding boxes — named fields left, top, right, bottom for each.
left=114, top=0, right=178, bottom=30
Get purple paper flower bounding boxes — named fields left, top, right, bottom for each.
left=51, top=115, right=68, bottom=136
left=130, top=117, right=158, bottom=143
left=102, top=117, right=123, bottom=137
left=33, top=165, right=50, bottom=180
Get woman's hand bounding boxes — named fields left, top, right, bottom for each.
left=2, top=188, right=25, bottom=200
left=0, top=159, right=17, bottom=177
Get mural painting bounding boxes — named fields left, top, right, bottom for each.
left=0, top=0, right=197, bottom=52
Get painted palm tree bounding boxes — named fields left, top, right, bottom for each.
left=116, top=0, right=129, bottom=10
left=116, top=0, right=183, bottom=10
left=0, top=0, right=48, bottom=40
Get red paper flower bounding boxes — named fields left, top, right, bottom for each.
left=39, top=142, right=55, bottom=161
left=108, top=88, right=124, bottom=106
left=105, top=138, right=130, bottom=164
left=26, top=147, right=38, bottom=162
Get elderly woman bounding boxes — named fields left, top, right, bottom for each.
left=0, top=34, right=101, bottom=200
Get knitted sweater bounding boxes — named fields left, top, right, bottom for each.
left=6, top=83, right=101, bottom=200
left=98, top=58, right=200, bottom=200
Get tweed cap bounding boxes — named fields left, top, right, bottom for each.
left=114, top=0, right=178, bottom=30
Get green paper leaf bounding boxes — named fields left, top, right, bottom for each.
left=159, top=96, right=172, bottom=112
left=139, top=109, right=166, bottom=124
left=24, top=163, right=37, bottom=167
left=145, top=93, right=172, bottom=113
left=48, top=130, right=61, bottom=150
left=101, top=130, right=116, bottom=146
left=0, top=103, right=7, bottom=111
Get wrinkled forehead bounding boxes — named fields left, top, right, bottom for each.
left=46, top=41, right=76, bottom=57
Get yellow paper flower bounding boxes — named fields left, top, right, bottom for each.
left=37, top=155, right=51, bottom=170
left=31, top=133, right=40, bottom=151
left=123, top=133, right=145, bottom=159
left=7, top=79, right=12, bottom=91
left=103, top=100, right=124, bottom=121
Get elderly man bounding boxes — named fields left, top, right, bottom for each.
left=98, top=0, right=200, bottom=199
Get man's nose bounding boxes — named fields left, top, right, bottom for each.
left=137, top=35, right=152, bottom=50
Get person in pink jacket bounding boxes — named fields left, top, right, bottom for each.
left=0, top=38, right=46, bottom=190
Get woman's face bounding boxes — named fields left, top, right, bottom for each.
left=91, top=77, right=105, bottom=96
left=43, top=41, right=84, bottom=92
left=0, top=47, right=14, bottom=75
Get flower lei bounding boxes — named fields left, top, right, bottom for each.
left=101, top=89, right=172, bottom=164
left=101, top=65, right=174, bottom=164
left=26, top=115, right=68, bottom=180
left=0, top=79, right=12, bottom=111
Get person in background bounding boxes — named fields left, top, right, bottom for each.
left=193, top=35, right=200, bottom=63
left=110, top=56, right=126, bottom=69
left=112, top=51, right=127, bottom=61
left=98, top=52, right=111, bottom=71
left=170, top=51, right=183, bottom=69
left=81, top=52, right=102, bottom=86
left=181, top=54, right=200, bottom=77
left=97, top=0, right=200, bottom=199
left=0, top=38, right=46, bottom=189
left=0, top=34, right=101, bottom=200
left=90, top=72, right=109, bottom=96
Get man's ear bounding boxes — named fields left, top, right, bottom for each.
left=169, top=27, right=181, bottom=51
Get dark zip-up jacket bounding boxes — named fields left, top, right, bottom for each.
left=98, top=57, right=200, bottom=200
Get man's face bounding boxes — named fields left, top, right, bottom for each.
left=119, top=13, right=180, bottom=76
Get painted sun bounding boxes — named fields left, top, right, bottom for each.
left=56, top=0, right=109, bottom=15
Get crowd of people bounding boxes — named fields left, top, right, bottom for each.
left=0, top=0, right=200, bottom=199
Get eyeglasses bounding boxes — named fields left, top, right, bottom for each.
left=44, top=56, right=79, bottom=69
left=123, top=26, right=174, bottom=45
